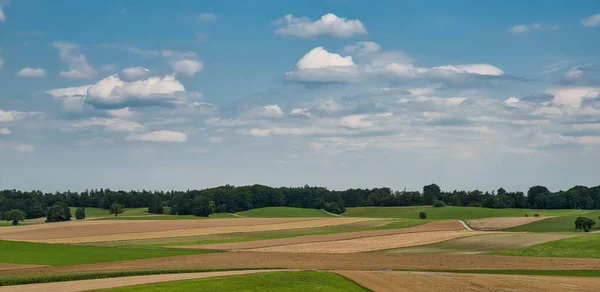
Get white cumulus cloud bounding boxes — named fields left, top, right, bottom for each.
left=170, top=59, right=204, bottom=76
left=16, top=67, right=47, bottom=77
left=126, top=130, right=188, bottom=142
left=46, top=74, right=188, bottom=109
left=582, top=14, right=600, bottom=27
left=53, top=42, right=96, bottom=79
left=0, top=128, right=10, bottom=135
left=274, top=13, right=367, bottom=38
left=121, top=66, right=149, bottom=80
left=564, top=67, right=583, bottom=80
left=547, top=87, right=600, bottom=108
left=297, top=47, right=355, bottom=69
left=344, top=41, right=381, bottom=55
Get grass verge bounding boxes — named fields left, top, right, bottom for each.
left=99, top=271, right=367, bottom=292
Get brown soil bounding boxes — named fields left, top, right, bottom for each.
left=0, top=218, right=377, bottom=243
left=170, top=220, right=464, bottom=250
left=467, top=216, right=553, bottom=230
left=336, top=270, right=600, bottom=292
left=247, top=230, right=490, bottom=253
left=0, top=269, right=283, bottom=292
left=0, top=263, right=47, bottom=272
left=5, top=252, right=600, bottom=276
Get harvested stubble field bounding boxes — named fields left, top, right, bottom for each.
left=0, top=218, right=380, bottom=244
left=383, top=232, right=581, bottom=255
left=246, top=230, right=491, bottom=253
left=336, top=270, right=600, bottom=292
left=169, top=220, right=463, bottom=251
left=467, top=216, right=553, bottom=230
left=6, top=252, right=600, bottom=276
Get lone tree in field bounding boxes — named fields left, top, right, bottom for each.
left=6, top=209, right=25, bottom=226
left=75, top=207, right=86, bottom=220
left=575, top=217, right=596, bottom=232
left=419, top=211, right=427, bottom=219
left=433, top=200, right=446, bottom=208
left=109, top=202, right=125, bottom=217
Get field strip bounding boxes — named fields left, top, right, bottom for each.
left=247, top=230, right=493, bottom=253
left=382, top=232, right=581, bottom=255
left=467, top=216, right=554, bottom=230
left=6, top=252, right=600, bottom=276
left=0, top=269, right=287, bottom=292
left=17, top=218, right=380, bottom=244
left=335, top=270, right=600, bottom=292
left=0, top=264, right=47, bottom=272
left=168, top=220, right=464, bottom=250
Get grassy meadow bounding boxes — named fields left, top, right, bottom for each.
left=343, top=206, right=585, bottom=220
left=100, top=271, right=367, bottom=292
left=496, top=235, right=600, bottom=258
left=0, top=240, right=215, bottom=266
left=235, top=207, right=334, bottom=218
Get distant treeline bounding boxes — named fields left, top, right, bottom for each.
left=1, top=184, right=599, bottom=219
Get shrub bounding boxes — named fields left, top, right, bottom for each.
left=534, top=213, right=540, bottom=217
left=6, top=209, right=26, bottom=226
left=419, top=211, right=427, bottom=219
left=433, top=200, right=446, bottom=208
left=575, top=217, right=596, bottom=232
left=75, top=207, right=86, bottom=220
left=525, top=214, right=529, bottom=217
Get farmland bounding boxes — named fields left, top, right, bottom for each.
left=1, top=206, right=600, bottom=291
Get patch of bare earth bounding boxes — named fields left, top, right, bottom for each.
left=0, top=264, right=47, bottom=272
left=467, top=216, right=553, bottom=230
left=336, top=270, right=600, bottom=292
left=6, top=252, right=600, bottom=276
left=0, top=269, right=284, bottom=292
left=0, top=218, right=378, bottom=244
left=171, top=220, right=464, bottom=250
left=246, top=230, right=490, bottom=253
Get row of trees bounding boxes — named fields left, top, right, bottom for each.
left=2, top=184, right=600, bottom=220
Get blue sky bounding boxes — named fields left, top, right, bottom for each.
left=1, top=0, right=600, bottom=192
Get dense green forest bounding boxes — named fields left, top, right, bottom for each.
left=1, top=184, right=599, bottom=219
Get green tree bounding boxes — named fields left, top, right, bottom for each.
left=148, top=195, right=164, bottom=214
left=46, top=204, right=69, bottom=222
left=527, top=185, right=550, bottom=208
left=192, top=196, right=214, bottom=217
left=109, top=202, right=125, bottom=217
left=7, top=209, right=26, bottom=226
left=423, top=184, right=441, bottom=205
left=419, top=211, right=427, bottom=219
left=75, top=207, right=86, bottom=220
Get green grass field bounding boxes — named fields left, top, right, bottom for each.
left=504, top=210, right=600, bottom=232
left=235, top=207, right=334, bottom=218
left=100, top=271, right=367, bottom=292
left=343, top=206, right=586, bottom=220
left=496, top=235, right=600, bottom=258
left=0, top=241, right=215, bottom=266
